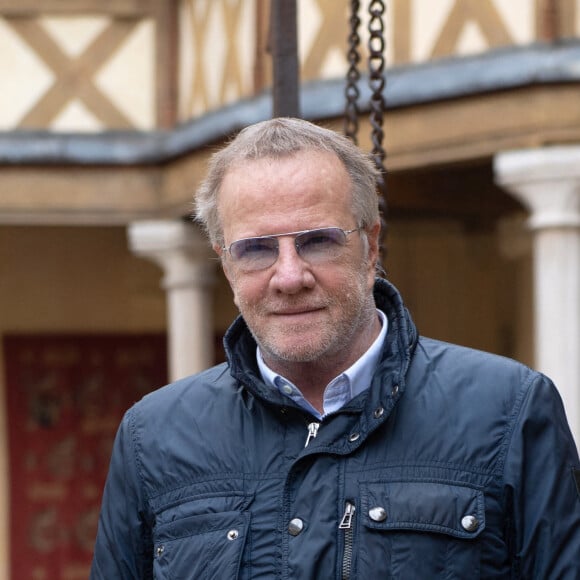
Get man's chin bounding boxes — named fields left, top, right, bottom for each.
left=260, top=339, right=329, bottom=364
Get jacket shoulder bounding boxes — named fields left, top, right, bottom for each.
left=147, top=361, right=231, bottom=398
left=414, top=336, right=539, bottom=388
left=127, top=362, right=236, bottom=429
left=394, top=336, right=568, bottom=477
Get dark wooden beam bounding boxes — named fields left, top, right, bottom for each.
left=270, top=0, right=300, bottom=117
left=0, top=0, right=154, bottom=15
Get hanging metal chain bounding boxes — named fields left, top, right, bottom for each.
left=344, top=0, right=361, bottom=143
left=367, top=0, right=388, bottom=264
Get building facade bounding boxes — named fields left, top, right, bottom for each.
left=0, top=0, right=579, bottom=577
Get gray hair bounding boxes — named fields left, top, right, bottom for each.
left=194, top=117, right=381, bottom=246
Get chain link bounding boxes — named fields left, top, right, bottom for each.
left=367, top=0, right=388, bottom=265
left=344, top=0, right=361, bottom=143
left=343, top=1, right=388, bottom=267
left=368, top=0, right=387, bottom=187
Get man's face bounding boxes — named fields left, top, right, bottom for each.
left=215, top=149, right=380, bottom=368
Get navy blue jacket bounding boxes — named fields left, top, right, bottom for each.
left=91, top=279, right=580, bottom=579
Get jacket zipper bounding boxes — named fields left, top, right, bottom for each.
left=339, top=501, right=356, bottom=580
left=304, top=422, right=320, bottom=447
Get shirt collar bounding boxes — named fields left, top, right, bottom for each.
left=257, top=309, right=388, bottom=419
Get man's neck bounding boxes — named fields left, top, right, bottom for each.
left=261, top=313, right=383, bottom=413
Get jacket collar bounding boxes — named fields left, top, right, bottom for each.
left=223, top=278, right=418, bottom=415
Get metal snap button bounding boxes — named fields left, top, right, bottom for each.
left=288, top=518, right=304, bottom=536
left=226, top=529, right=239, bottom=540
left=373, top=406, right=384, bottom=419
left=348, top=432, right=360, bottom=442
left=391, top=384, right=399, bottom=397
left=155, top=545, right=165, bottom=557
left=369, top=506, right=387, bottom=522
left=461, top=515, right=479, bottom=532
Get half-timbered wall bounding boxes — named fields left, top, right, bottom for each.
left=0, top=0, right=176, bottom=131
left=0, top=0, right=578, bottom=131
left=183, top=0, right=580, bottom=116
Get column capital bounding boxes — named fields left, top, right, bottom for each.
left=494, top=146, right=580, bottom=229
left=128, top=219, right=218, bottom=379
left=128, top=219, right=215, bottom=289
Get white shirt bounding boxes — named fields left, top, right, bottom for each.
left=257, top=309, right=388, bottom=420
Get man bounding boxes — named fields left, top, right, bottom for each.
left=91, top=118, right=580, bottom=578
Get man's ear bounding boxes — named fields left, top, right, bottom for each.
left=214, top=243, right=234, bottom=286
left=215, top=245, right=240, bottom=308
left=367, top=220, right=381, bottom=265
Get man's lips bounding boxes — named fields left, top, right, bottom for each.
left=271, top=306, right=325, bottom=316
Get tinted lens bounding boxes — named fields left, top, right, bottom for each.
left=229, top=236, right=278, bottom=270
left=296, top=227, right=346, bottom=261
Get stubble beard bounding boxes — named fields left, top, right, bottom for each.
left=242, top=270, right=375, bottom=365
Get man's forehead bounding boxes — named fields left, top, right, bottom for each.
left=227, top=147, right=340, bottom=171
left=219, top=151, right=349, bottom=200
left=218, top=150, right=348, bottom=200
left=217, top=152, right=354, bottom=236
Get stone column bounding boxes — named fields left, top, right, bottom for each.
left=128, top=220, right=216, bottom=382
left=494, top=146, right=580, bottom=442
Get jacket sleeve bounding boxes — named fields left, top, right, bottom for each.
left=503, top=373, right=580, bottom=578
left=90, top=408, right=153, bottom=580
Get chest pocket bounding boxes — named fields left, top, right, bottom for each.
left=356, top=480, right=485, bottom=579
left=152, top=492, right=251, bottom=580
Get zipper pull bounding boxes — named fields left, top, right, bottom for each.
left=340, top=502, right=356, bottom=580
left=304, top=422, right=320, bottom=447
left=339, top=502, right=356, bottom=529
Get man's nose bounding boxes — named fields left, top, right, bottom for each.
left=269, top=238, right=315, bottom=293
